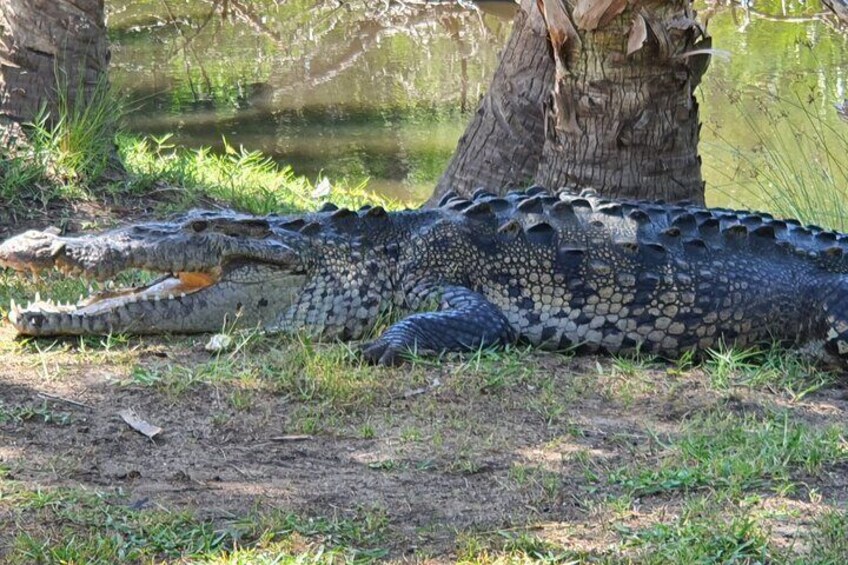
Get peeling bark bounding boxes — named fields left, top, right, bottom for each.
left=0, top=0, right=109, bottom=144
left=537, top=1, right=710, bottom=203
left=432, top=0, right=709, bottom=206
left=823, top=0, right=848, bottom=27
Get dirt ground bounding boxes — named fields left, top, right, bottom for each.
left=2, top=327, right=848, bottom=560
left=1, top=205, right=848, bottom=562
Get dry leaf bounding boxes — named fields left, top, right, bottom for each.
left=119, top=408, right=162, bottom=439
left=537, top=0, right=581, bottom=58
left=204, top=333, right=233, bottom=352
left=573, top=0, right=628, bottom=31
left=627, top=13, right=648, bottom=55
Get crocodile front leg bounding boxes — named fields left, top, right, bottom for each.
left=361, top=285, right=516, bottom=365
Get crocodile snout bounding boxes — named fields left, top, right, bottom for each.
left=0, top=230, right=66, bottom=273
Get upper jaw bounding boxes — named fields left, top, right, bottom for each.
left=0, top=228, right=218, bottom=281
left=0, top=219, right=301, bottom=281
left=0, top=230, right=69, bottom=274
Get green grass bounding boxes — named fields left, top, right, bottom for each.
left=0, top=151, right=55, bottom=208
left=0, top=76, right=119, bottom=208
left=2, top=483, right=388, bottom=564
left=807, top=509, right=848, bottom=564
left=611, top=409, right=848, bottom=498
left=455, top=530, right=584, bottom=564
left=126, top=332, right=392, bottom=409
left=619, top=497, right=771, bottom=564
left=29, top=76, right=119, bottom=188
left=452, top=501, right=848, bottom=563
left=0, top=81, right=395, bottom=219
left=703, top=342, right=836, bottom=400
left=0, top=401, right=72, bottom=426
left=617, top=498, right=848, bottom=564
left=117, top=133, right=396, bottom=215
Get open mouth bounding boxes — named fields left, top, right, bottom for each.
left=1, top=221, right=305, bottom=336
left=9, top=268, right=223, bottom=335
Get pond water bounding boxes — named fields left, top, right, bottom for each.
left=107, top=0, right=848, bottom=211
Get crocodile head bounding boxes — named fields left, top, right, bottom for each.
left=0, top=212, right=318, bottom=336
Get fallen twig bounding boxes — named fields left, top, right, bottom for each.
left=37, top=392, right=93, bottom=410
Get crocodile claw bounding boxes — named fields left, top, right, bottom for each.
left=361, top=339, right=412, bottom=366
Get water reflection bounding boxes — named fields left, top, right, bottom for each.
left=698, top=0, right=848, bottom=212
left=108, top=0, right=848, bottom=208
left=110, top=0, right=510, bottom=202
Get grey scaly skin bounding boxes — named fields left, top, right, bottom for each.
left=2, top=187, right=848, bottom=366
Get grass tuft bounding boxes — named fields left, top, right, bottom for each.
left=703, top=342, right=836, bottom=400
left=620, top=498, right=771, bottom=564
left=709, top=91, right=848, bottom=231
left=807, top=509, right=848, bottom=563
left=117, top=134, right=396, bottom=215
left=0, top=74, right=122, bottom=210
left=0, top=82, right=394, bottom=219
left=126, top=332, right=391, bottom=414
left=611, top=410, right=848, bottom=497
left=0, top=401, right=72, bottom=426
left=29, top=75, right=120, bottom=189
left=455, top=529, right=584, bottom=564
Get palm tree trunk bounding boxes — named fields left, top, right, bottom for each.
left=536, top=0, right=710, bottom=203
left=431, top=0, right=710, bottom=205
left=0, top=0, right=109, bottom=144
left=823, top=0, right=848, bottom=27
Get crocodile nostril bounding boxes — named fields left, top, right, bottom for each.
left=190, top=220, right=208, bottom=233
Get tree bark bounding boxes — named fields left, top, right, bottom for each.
left=425, top=0, right=554, bottom=206
left=823, top=0, right=848, bottom=27
left=537, top=1, right=709, bottom=203
left=431, top=0, right=710, bottom=206
left=0, top=0, right=109, bottom=145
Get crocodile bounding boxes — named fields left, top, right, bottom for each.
left=2, top=187, right=848, bottom=365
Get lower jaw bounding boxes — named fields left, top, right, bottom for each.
left=11, top=296, right=241, bottom=336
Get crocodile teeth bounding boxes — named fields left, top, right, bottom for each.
left=35, top=292, right=41, bottom=303
left=9, top=299, right=20, bottom=324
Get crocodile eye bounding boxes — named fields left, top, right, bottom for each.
left=189, top=220, right=208, bottom=233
